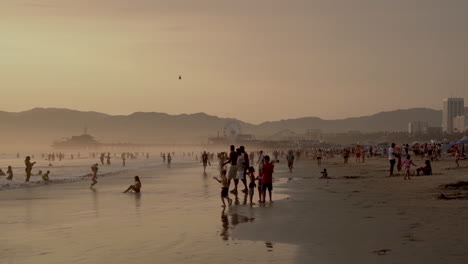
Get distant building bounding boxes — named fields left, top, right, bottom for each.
left=408, top=122, right=429, bottom=136
left=442, top=98, right=464, bottom=133
left=453, top=114, right=468, bottom=133
left=427, top=126, right=443, bottom=136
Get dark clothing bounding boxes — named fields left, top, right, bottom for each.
left=221, top=187, right=229, bottom=197
left=228, top=151, right=238, bottom=166
left=390, top=159, right=396, bottom=175
left=262, top=183, right=273, bottom=191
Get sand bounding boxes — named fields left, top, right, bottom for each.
left=1, top=154, right=468, bottom=263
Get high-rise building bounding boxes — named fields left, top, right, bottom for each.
left=442, top=98, right=464, bottom=133
left=408, top=122, right=429, bottom=136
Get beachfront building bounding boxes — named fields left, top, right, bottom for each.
left=453, top=115, right=468, bottom=133
left=408, top=121, right=429, bottom=136
left=442, top=98, right=465, bottom=133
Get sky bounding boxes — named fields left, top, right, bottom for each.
left=1, top=0, right=467, bottom=124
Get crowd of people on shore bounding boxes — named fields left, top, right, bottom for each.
left=1, top=142, right=466, bottom=198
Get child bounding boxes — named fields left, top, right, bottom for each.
left=213, top=169, right=232, bottom=207
left=261, top=156, right=274, bottom=203
left=320, top=168, right=329, bottom=179
left=42, top=171, right=50, bottom=182
left=247, top=166, right=257, bottom=205
left=90, top=164, right=98, bottom=188
left=402, top=155, right=417, bottom=180
left=6, top=166, right=13, bottom=180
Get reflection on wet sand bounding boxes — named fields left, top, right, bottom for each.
left=219, top=207, right=255, bottom=241
left=134, top=192, right=141, bottom=214
left=91, top=187, right=99, bottom=218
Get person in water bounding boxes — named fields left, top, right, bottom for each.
left=123, top=176, right=142, bottom=193
left=213, top=169, right=232, bottom=207
left=25, top=156, right=36, bottom=182
left=90, top=164, right=98, bottom=188
left=6, top=166, right=13, bottom=180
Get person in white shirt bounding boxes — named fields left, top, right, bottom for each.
left=388, top=143, right=397, bottom=176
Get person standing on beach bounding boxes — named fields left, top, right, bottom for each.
left=100, top=153, right=105, bottom=165
left=106, top=153, right=111, bottom=165
left=388, top=143, right=397, bottom=176
left=240, top=146, right=249, bottom=193
left=247, top=166, right=257, bottom=205
left=90, top=164, right=98, bottom=188
left=317, top=149, right=323, bottom=166
left=202, top=151, right=210, bottom=173
left=167, top=153, right=172, bottom=168
left=223, top=145, right=238, bottom=193
left=24, top=156, right=36, bottom=182
left=6, top=166, right=13, bottom=180
left=260, top=156, right=274, bottom=203
left=286, top=150, right=295, bottom=173
left=257, top=150, right=264, bottom=177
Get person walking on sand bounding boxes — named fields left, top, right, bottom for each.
left=402, top=155, right=417, bottom=180
left=388, top=143, right=397, bottom=176
left=213, top=169, right=232, bottom=207
left=24, top=156, right=36, bottom=182
left=6, top=166, right=13, bottom=180
left=123, top=176, right=142, bottom=193
left=90, top=164, right=98, bottom=188
left=167, top=153, right=172, bottom=168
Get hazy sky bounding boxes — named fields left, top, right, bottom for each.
left=1, top=0, right=467, bottom=123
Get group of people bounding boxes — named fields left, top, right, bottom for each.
left=213, top=145, right=276, bottom=207
left=388, top=143, right=433, bottom=179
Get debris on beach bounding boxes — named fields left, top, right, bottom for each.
left=372, top=249, right=391, bottom=255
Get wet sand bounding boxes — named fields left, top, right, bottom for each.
left=1, top=156, right=468, bottom=263
left=0, top=163, right=295, bottom=264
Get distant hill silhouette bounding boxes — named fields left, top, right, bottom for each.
left=0, top=107, right=444, bottom=149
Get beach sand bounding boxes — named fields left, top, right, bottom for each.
left=1, top=155, right=468, bottom=263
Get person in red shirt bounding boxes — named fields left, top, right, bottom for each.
left=261, top=155, right=274, bottom=203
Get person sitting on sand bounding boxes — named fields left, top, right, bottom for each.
left=320, top=168, right=330, bottom=179
left=36, top=170, right=42, bottom=176
left=42, top=171, right=50, bottom=182
left=90, top=164, right=98, bottom=188
left=213, top=169, right=232, bottom=207
left=123, top=176, right=142, bottom=193
left=402, top=155, right=417, bottom=180
left=6, top=166, right=13, bottom=180
left=0, top=169, right=5, bottom=176
left=416, top=160, right=432, bottom=176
